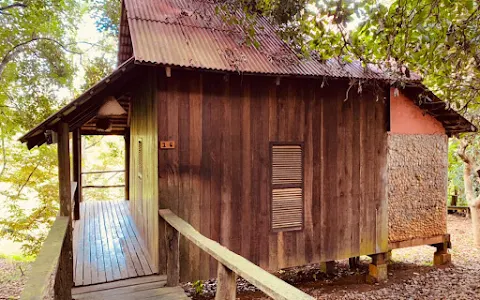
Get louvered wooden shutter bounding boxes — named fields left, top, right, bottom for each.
left=271, top=144, right=303, bottom=231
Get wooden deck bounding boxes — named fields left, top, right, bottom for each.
left=72, top=275, right=190, bottom=299
left=73, top=200, right=155, bottom=286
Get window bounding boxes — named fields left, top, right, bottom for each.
left=271, top=143, right=304, bottom=231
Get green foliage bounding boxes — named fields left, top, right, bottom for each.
left=192, top=280, right=204, bottom=295
left=89, top=0, right=122, bottom=35
left=0, top=0, right=119, bottom=255
left=82, top=136, right=126, bottom=201
left=223, top=0, right=480, bottom=113
left=0, top=0, right=84, bottom=255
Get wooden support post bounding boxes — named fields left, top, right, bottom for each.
left=367, top=253, right=388, bottom=283
left=215, top=263, right=237, bottom=300
left=55, top=122, right=73, bottom=299
left=72, top=129, right=81, bottom=220
left=433, top=241, right=451, bottom=266
left=124, top=132, right=130, bottom=200
left=349, top=257, right=360, bottom=269
left=386, top=250, right=392, bottom=262
left=320, top=261, right=335, bottom=274
left=166, top=222, right=179, bottom=287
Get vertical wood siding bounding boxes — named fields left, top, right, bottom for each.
left=129, top=69, right=159, bottom=273
left=156, top=69, right=388, bottom=281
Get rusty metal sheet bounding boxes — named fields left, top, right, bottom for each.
left=123, top=0, right=421, bottom=80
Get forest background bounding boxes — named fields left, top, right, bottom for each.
left=1, top=0, right=479, bottom=260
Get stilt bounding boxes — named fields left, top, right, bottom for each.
left=320, top=261, right=335, bottom=274
left=433, top=240, right=451, bottom=266
left=367, top=253, right=388, bottom=283
left=386, top=250, right=392, bottom=262
left=349, top=257, right=360, bottom=269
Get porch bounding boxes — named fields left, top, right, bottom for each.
left=73, top=200, right=155, bottom=286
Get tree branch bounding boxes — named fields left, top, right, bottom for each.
left=0, top=37, right=84, bottom=78
left=0, top=3, right=26, bottom=12
left=16, top=164, right=39, bottom=198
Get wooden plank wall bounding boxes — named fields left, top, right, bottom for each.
left=156, top=69, right=388, bottom=281
left=129, top=69, right=159, bottom=273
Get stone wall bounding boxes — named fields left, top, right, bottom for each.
left=388, top=134, right=448, bottom=243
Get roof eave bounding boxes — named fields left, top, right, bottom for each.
left=20, top=57, right=136, bottom=149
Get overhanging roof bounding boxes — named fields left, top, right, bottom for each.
left=19, top=57, right=136, bottom=149
left=399, top=83, right=476, bottom=135
left=20, top=0, right=476, bottom=149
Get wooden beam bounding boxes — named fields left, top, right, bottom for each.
left=82, top=185, right=126, bottom=189
left=216, top=263, right=237, bottom=300
left=81, top=169, right=125, bottom=175
left=388, top=234, right=449, bottom=250
left=159, top=209, right=314, bottom=300
left=58, top=122, right=72, bottom=217
left=165, top=222, right=180, bottom=287
left=125, top=132, right=130, bottom=200
left=56, top=121, right=73, bottom=299
left=72, top=129, right=82, bottom=220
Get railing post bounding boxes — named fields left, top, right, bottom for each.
left=165, top=222, right=179, bottom=286
left=55, top=122, right=73, bottom=299
left=215, top=263, right=237, bottom=300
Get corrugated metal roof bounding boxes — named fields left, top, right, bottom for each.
left=123, top=0, right=421, bottom=80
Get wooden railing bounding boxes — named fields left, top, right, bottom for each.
left=20, top=216, right=71, bottom=300
left=81, top=169, right=126, bottom=189
left=159, top=209, right=314, bottom=300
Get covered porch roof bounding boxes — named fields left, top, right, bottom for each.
left=19, top=57, right=137, bottom=149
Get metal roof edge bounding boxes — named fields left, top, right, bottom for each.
left=20, top=57, right=136, bottom=146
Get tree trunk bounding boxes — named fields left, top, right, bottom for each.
left=470, top=206, right=480, bottom=248
left=457, top=144, right=480, bottom=248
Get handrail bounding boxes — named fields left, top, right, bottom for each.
left=83, top=184, right=125, bottom=189
left=159, top=209, right=314, bottom=300
left=20, top=216, right=69, bottom=300
left=81, top=169, right=125, bottom=175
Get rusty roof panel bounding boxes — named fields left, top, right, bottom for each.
left=124, top=0, right=421, bottom=80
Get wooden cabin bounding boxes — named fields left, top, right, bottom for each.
left=19, top=0, right=476, bottom=298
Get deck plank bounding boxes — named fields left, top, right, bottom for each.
left=109, top=200, right=138, bottom=278
left=116, top=200, right=152, bottom=275
left=111, top=200, right=144, bottom=277
left=117, top=200, right=154, bottom=275
left=74, top=202, right=86, bottom=286
left=102, top=200, right=123, bottom=281
left=73, top=283, right=189, bottom=300
left=74, top=200, right=155, bottom=287
left=83, top=200, right=92, bottom=285
left=98, top=200, right=114, bottom=282
left=73, top=275, right=166, bottom=294
left=93, top=201, right=107, bottom=284
left=106, top=201, right=129, bottom=279
left=90, top=201, right=99, bottom=284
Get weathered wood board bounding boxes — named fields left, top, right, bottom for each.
left=151, top=69, right=388, bottom=281
left=129, top=68, right=160, bottom=273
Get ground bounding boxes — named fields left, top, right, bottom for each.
left=0, top=255, right=31, bottom=300
left=2, top=214, right=478, bottom=299
left=185, top=214, right=480, bottom=299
